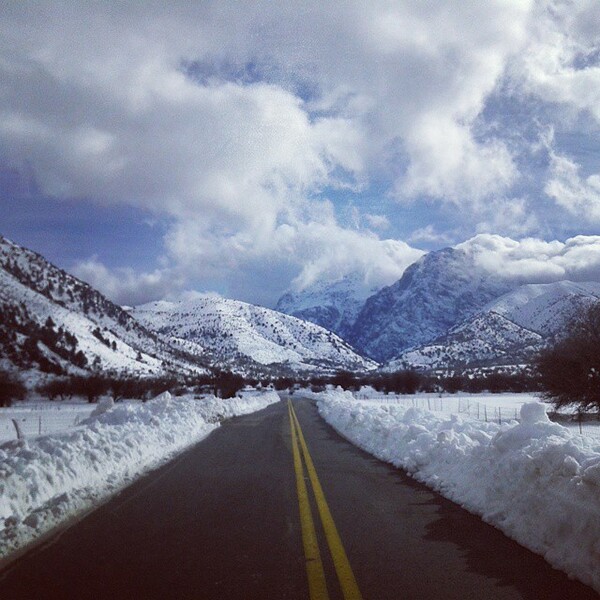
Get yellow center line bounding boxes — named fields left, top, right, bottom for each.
left=289, top=401, right=364, bottom=600
left=288, top=402, right=330, bottom=600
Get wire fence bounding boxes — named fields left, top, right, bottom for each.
left=352, top=392, right=600, bottom=442
left=0, top=404, right=94, bottom=442
left=354, top=393, right=521, bottom=423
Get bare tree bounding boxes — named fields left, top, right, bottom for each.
left=536, top=302, right=600, bottom=413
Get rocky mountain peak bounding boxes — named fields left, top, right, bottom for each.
left=348, top=247, right=516, bottom=362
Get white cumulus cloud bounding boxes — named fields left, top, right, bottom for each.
left=457, top=234, right=600, bottom=283
left=72, top=258, right=183, bottom=307
left=513, top=0, right=600, bottom=124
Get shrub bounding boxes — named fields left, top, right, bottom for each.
left=38, top=378, right=73, bottom=401
left=215, top=371, right=245, bottom=399
left=0, top=370, right=27, bottom=407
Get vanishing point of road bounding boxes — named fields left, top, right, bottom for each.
left=0, top=396, right=597, bottom=600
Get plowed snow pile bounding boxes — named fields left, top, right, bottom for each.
left=316, top=390, right=600, bottom=593
left=0, top=391, right=279, bottom=559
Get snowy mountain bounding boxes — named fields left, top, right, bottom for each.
left=0, top=235, right=207, bottom=382
left=132, top=295, right=377, bottom=373
left=483, top=280, right=600, bottom=335
left=389, top=280, right=600, bottom=370
left=8, top=231, right=596, bottom=379
left=388, top=312, right=544, bottom=370
left=275, top=273, right=381, bottom=339
left=349, top=247, right=515, bottom=362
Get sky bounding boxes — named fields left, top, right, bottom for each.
left=1, top=1, right=600, bottom=307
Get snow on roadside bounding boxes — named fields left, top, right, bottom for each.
left=0, top=390, right=279, bottom=560
left=314, top=389, right=600, bottom=593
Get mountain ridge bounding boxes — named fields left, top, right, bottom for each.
left=132, top=295, right=377, bottom=374
left=388, top=280, right=600, bottom=370
left=0, top=234, right=208, bottom=382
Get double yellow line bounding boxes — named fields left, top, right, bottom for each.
left=288, top=401, right=363, bottom=600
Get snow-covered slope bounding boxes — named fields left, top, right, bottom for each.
left=0, top=235, right=206, bottom=382
left=132, top=295, right=377, bottom=373
left=486, top=281, right=600, bottom=335
left=389, top=312, right=544, bottom=370
left=350, top=247, right=515, bottom=362
left=275, top=273, right=381, bottom=339
left=390, top=280, right=600, bottom=370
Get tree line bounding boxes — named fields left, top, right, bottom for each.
left=301, top=369, right=539, bottom=396
left=0, top=370, right=248, bottom=407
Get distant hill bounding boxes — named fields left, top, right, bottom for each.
left=276, top=247, right=600, bottom=371
left=7, top=232, right=599, bottom=379
left=132, top=295, right=377, bottom=374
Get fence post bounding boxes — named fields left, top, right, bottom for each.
left=39, top=415, right=42, bottom=435
left=11, top=419, right=23, bottom=440
left=484, top=405, right=487, bottom=422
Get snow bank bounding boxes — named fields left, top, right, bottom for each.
left=316, top=390, right=600, bottom=593
left=0, top=391, right=279, bottom=559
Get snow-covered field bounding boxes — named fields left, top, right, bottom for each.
left=0, top=390, right=280, bottom=560
left=314, top=389, right=600, bottom=593
left=352, top=388, right=600, bottom=442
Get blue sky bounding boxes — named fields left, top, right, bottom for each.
left=2, top=1, right=600, bottom=307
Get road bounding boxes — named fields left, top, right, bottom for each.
left=0, top=396, right=597, bottom=599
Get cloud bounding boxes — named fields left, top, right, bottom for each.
left=163, top=205, right=425, bottom=305
left=474, top=197, right=540, bottom=237
left=72, top=258, right=183, bottom=307
left=398, top=115, right=517, bottom=204
left=285, top=225, right=425, bottom=292
left=364, top=213, right=390, bottom=230
left=408, top=225, right=454, bottom=246
left=545, top=151, right=600, bottom=220
left=0, top=2, right=534, bottom=215
left=0, top=68, right=363, bottom=224
left=513, top=0, right=600, bottom=123
left=457, top=234, right=600, bottom=283
left=3, top=1, right=599, bottom=305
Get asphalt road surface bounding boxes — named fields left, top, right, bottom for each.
left=0, top=396, right=597, bottom=599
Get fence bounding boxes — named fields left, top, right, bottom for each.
left=352, top=392, right=600, bottom=443
left=355, top=394, right=521, bottom=423
left=0, top=404, right=94, bottom=442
